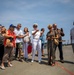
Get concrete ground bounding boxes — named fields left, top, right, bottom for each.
left=0, top=45, right=74, bottom=75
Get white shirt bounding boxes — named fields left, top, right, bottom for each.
left=32, top=30, right=41, bottom=39
left=70, top=27, right=74, bottom=43
left=14, top=28, right=23, bottom=43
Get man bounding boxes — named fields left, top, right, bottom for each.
left=70, top=26, right=74, bottom=53
left=0, top=25, right=5, bottom=62
left=31, top=23, right=41, bottom=64
left=53, top=24, right=64, bottom=63
left=14, top=23, right=24, bottom=62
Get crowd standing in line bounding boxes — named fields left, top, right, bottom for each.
left=0, top=23, right=65, bottom=70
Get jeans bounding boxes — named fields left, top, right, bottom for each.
left=55, top=42, right=64, bottom=60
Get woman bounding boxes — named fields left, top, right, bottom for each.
left=40, top=28, right=45, bottom=56
left=0, top=24, right=16, bottom=70
left=46, top=24, right=58, bottom=66
left=23, top=27, right=31, bottom=62
left=0, top=27, right=6, bottom=62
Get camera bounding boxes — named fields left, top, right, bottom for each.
left=8, top=37, right=13, bottom=42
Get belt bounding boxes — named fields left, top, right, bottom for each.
left=34, top=38, right=39, bottom=40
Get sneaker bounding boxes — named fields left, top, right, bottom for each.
left=0, top=66, right=5, bottom=70
left=60, top=60, right=64, bottom=63
left=51, top=63, right=55, bottom=66
left=38, top=61, right=41, bottom=64
left=15, top=58, right=18, bottom=60
left=31, top=60, right=34, bottom=62
left=8, top=63, right=13, bottom=67
left=25, top=58, right=29, bottom=63
left=42, top=55, right=45, bottom=57
left=19, top=59, right=23, bottom=62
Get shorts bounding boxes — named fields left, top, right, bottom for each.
left=16, top=42, right=23, bottom=49
left=41, top=43, right=44, bottom=50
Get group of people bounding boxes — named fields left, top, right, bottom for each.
left=46, top=24, right=65, bottom=66
left=0, top=23, right=65, bottom=70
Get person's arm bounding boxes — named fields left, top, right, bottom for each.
left=46, top=32, right=51, bottom=40
left=16, top=35, right=24, bottom=38
left=70, top=30, right=72, bottom=44
left=16, top=30, right=24, bottom=38
left=61, top=31, right=65, bottom=37
left=3, top=31, right=13, bottom=38
left=24, top=32, right=29, bottom=37
left=32, top=30, right=39, bottom=35
left=40, top=31, right=43, bottom=36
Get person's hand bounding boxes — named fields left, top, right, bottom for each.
left=10, top=36, right=13, bottom=38
left=47, top=37, right=50, bottom=40
left=36, top=30, right=39, bottom=32
left=24, top=40, right=26, bottom=43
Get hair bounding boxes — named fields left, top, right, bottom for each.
left=17, top=23, right=21, bottom=27
left=24, top=27, right=29, bottom=33
left=41, top=28, right=44, bottom=31
left=48, top=24, right=52, bottom=29
left=1, top=27, right=6, bottom=33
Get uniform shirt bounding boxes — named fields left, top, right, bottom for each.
left=32, top=30, right=41, bottom=40
left=70, top=27, right=74, bottom=43
left=14, top=28, right=23, bottom=43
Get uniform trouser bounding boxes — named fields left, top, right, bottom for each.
left=0, top=45, right=4, bottom=61
left=47, top=41, right=55, bottom=64
left=23, top=42, right=28, bottom=58
left=32, top=39, right=41, bottom=61
left=72, top=43, right=74, bottom=53
left=2, top=47, right=14, bottom=62
left=54, top=42, right=63, bottom=60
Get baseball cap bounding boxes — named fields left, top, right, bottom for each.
left=0, top=24, right=2, bottom=26
left=9, top=24, right=16, bottom=28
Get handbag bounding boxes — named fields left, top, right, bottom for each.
left=24, top=36, right=30, bottom=43
left=54, top=39, right=59, bottom=45
left=27, top=45, right=32, bottom=54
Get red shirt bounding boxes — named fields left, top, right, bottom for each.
left=4, top=29, right=16, bottom=47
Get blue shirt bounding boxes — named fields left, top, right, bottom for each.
left=40, top=33, right=45, bottom=44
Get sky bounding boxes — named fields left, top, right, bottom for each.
left=0, top=0, right=74, bottom=44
